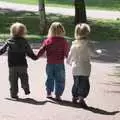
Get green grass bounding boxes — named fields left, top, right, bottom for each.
left=0, top=10, right=120, bottom=43
left=1, top=0, right=120, bottom=11
left=2, top=0, right=37, bottom=4
left=89, top=19, right=120, bottom=41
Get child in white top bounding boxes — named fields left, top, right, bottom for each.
left=67, top=23, right=100, bottom=107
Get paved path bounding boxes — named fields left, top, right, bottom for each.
left=0, top=55, right=120, bottom=120
left=0, top=1, right=120, bottom=20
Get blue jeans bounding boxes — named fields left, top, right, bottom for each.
left=72, top=76, right=90, bottom=98
left=46, top=64, right=65, bottom=96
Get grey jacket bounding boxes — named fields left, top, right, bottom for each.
left=0, top=36, right=37, bottom=67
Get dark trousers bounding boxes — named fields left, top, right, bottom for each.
left=9, top=66, right=29, bottom=97
left=72, top=76, right=90, bottom=98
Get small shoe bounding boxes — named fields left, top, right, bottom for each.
left=72, top=97, right=78, bottom=104
left=11, top=95, right=19, bottom=100
left=47, top=94, right=52, bottom=99
left=55, top=95, right=62, bottom=101
left=79, top=99, right=88, bottom=108
left=25, top=90, right=30, bottom=95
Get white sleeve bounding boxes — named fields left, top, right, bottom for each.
left=66, top=46, right=75, bottom=65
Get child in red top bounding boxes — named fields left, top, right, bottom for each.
left=37, top=22, right=69, bottom=101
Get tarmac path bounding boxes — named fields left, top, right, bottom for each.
left=0, top=55, right=120, bottom=120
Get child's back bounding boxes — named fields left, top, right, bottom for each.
left=69, top=39, right=91, bottom=76
left=39, top=36, right=68, bottom=64
left=7, top=36, right=36, bottom=67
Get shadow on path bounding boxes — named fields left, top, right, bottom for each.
left=5, top=97, right=120, bottom=115
left=5, top=98, right=49, bottom=105
left=86, top=106, right=119, bottom=115
left=48, top=98, right=119, bottom=115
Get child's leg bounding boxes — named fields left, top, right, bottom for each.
left=78, top=76, right=90, bottom=107
left=9, top=67, right=19, bottom=98
left=78, top=76, right=90, bottom=99
left=18, top=67, right=30, bottom=95
left=54, top=64, right=65, bottom=99
left=46, top=64, right=55, bottom=96
left=72, top=76, right=79, bottom=103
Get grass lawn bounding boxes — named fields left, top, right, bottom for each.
left=1, top=0, right=120, bottom=11
left=0, top=10, right=120, bottom=43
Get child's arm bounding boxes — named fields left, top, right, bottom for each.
left=66, top=46, right=74, bottom=65
left=0, top=42, right=8, bottom=55
left=36, top=44, right=46, bottom=59
left=64, top=40, right=70, bottom=58
left=25, top=42, right=37, bottom=60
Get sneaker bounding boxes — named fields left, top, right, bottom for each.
left=72, top=97, right=78, bottom=104
left=25, top=90, right=30, bottom=95
left=55, top=95, right=62, bottom=101
left=79, top=99, right=88, bottom=108
left=11, top=95, right=19, bottom=100
left=47, top=94, right=52, bottom=99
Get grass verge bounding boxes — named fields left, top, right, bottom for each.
left=0, top=9, right=120, bottom=43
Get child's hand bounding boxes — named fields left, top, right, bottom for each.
left=66, top=59, right=72, bottom=66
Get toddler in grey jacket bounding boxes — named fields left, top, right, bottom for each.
left=0, top=22, right=37, bottom=99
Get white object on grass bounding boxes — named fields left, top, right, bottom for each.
left=96, top=49, right=102, bottom=54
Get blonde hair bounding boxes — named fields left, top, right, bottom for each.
left=47, top=22, right=65, bottom=37
left=10, top=22, right=27, bottom=37
left=75, top=23, right=90, bottom=40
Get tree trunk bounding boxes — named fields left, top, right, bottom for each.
left=39, top=0, right=47, bottom=34
left=74, top=0, right=87, bottom=25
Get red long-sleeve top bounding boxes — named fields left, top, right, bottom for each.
left=37, top=36, right=69, bottom=64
